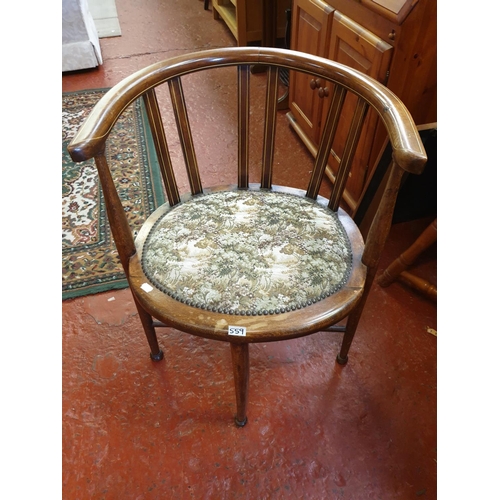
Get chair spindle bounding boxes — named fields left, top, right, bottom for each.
left=261, top=66, right=279, bottom=189
left=238, top=65, right=250, bottom=189
left=168, top=77, right=203, bottom=195
left=328, top=96, right=369, bottom=212
left=306, top=84, right=347, bottom=200
left=142, top=89, right=181, bottom=206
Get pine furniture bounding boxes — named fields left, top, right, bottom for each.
left=287, top=0, right=436, bottom=215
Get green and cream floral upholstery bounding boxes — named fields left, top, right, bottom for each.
left=141, top=190, right=353, bottom=316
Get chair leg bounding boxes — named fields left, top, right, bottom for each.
left=230, top=343, right=249, bottom=427
left=336, top=274, right=375, bottom=365
left=132, top=295, right=164, bottom=361
left=336, top=305, right=363, bottom=365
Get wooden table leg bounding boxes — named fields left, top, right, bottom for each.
left=377, top=218, right=437, bottom=300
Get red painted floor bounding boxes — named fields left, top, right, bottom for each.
left=62, top=1, right=437, bottom=498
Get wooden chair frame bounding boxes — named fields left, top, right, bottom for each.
left=68, top=47, right=426, bottom=426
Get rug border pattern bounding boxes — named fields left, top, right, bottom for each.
left=62, top=88, right=165, bottom=300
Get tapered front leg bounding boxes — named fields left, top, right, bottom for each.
left=132, top=295, right=164, bottom=361
left=336, top=305, right=363, bottom=365
left=337, top=271, right=375, bottom=365
left=230, top=343, right=249, bottom=427
left=338, top=163, right=407, bottom=364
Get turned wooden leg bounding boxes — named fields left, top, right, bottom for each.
left=337, top=268, right=377, bottom=365
left=398, top=271, right=437, bottom=301
left=336, top=301, right=363, bottom=365
left=230, top=343, right=249, bottom=427
left=132, top=295, right=164, bottom=361
left=378, top=219, right=437, bottom=288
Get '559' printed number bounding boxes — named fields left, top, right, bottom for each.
left=228, top=326, right=247, bottom=337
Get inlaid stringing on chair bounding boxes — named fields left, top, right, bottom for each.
left=68, top=47, right=426, bottom=427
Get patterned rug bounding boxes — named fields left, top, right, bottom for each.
left=62, top=89, right=165, bottom=300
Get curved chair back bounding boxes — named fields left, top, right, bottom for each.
left=68, top=46, right=426, bottom=275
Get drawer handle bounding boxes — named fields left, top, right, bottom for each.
left=309, top=78, right=320, bottom=90
left=318, top=87, right=329, bottom=98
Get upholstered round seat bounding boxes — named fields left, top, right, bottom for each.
left=140, top=189, right=353, bottom=316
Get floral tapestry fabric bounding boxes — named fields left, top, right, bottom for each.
left=142, top=190, right=353, bottom=315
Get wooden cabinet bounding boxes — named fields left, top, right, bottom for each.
left=288, top=0, right=334, bottom=142
left=324, top=11, right=393, bottom=204
left=213, top=0, right=291, bottom=46
left=287, top=0, right=437, bottom=213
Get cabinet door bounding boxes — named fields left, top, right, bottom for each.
left=324, top=11, right=393, bottom=207
left=289, top=0, right=334, bottom=144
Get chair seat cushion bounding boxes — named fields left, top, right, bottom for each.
left=141, top=190, right=353, bottom=316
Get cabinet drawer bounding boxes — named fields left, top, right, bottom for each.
left=329, top=10, right=393, bottom=83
